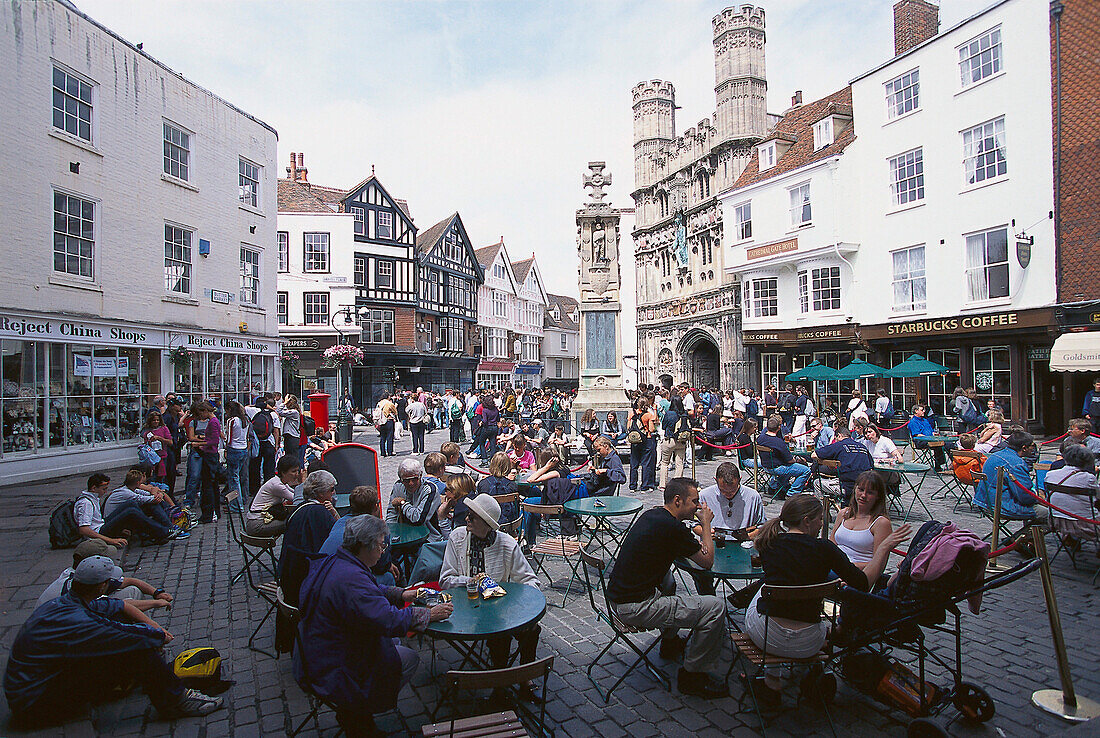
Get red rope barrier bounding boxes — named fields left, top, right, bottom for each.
left=570, top=459, right=590, bottom=472
left=1010, top=476, right=1100, bottom=526
left=462, top=459, right=489, bottom=475
left=1041, top=431, right=1070, bottom=446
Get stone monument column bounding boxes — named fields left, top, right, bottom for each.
left=574, top=162, right=627, bottom=424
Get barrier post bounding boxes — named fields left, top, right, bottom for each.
left=690, top=435, right=697, bottom=480
left=1030, top=526, right=1100, bottom=721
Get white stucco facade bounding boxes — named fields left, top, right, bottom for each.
left=0, top=0, right=280, bottom=483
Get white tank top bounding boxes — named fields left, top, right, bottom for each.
left=834, top=516, right=882, bottom=564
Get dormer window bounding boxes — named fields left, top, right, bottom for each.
left=758, top=142, right=776, bottom=171
left=813, top=118, right=834, bottom=150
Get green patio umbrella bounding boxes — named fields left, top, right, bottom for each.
left=784, top=360, right=838, bottom=382
left=832, top=358, right=889, bottom=380
left=882, top=353, right=953, bottom=378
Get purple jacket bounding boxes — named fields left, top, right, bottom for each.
left=295, top=547, right=429, bottom=712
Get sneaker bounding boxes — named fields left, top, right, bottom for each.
left=659, top=634, right=685, bottom=661
left=677, top=668, right=727, bottom=699
left=173, top=529, right=191, bottom=540
left=160, top=689, right=223, bottom=718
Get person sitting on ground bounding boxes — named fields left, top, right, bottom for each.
left=974, top=410, right=1005, bottom=454
left=744, top=495, right=911, bottom=707
left=507, top=434, right=536, bottom=471
left=813, top=427, right=875, bottom=505
left=476, top=452, right=521, bottom=523
left=527, top=419, right=550, bottom=449
left=297, top=515, right=453, bottom=738
left=36, top=539, right=175, bottom=611
left=440, top=441, right=465, bottom=478
left=386, top=457, right=444, bottom=543
left=829, top=471, right=895, bottom=574
left=951, top=434, right=985, bottom=485
left=439, top=494, right=543, bottom=700
left=756, top=415, right=811, bottom=500
left=246, top=455, right=302, bottom=537
left=548, top=423, right=571, bottom=464
left=602, top=411, right=627, bottom=445
left=279, top=470, right=340, bottom=607
left=73, top=473, right=130, bottom=548
left=320, top=486, right=401, bottom=587
left=605, top=478, right=726, bottom=699
left=589, top=435, right=627, bottom=496
left=1067, top=418, right=1100, bottom=456
left=5, top=556, right=221, bottom=725
left=437, top=473, right=476, bottom=540
left=101, top=469, right=185, bottom=544
left=1046, top=441, right=1098, bottom=552
left=907, top=404, right=953, bottom=471
left=974, top=431, right=1038, bottom=522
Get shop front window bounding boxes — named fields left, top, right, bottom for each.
left=973, top=346, right=1011, bottom=418
left=924, top=349, right=960, bottom=417
left=761, top=353, right=783, bottom=394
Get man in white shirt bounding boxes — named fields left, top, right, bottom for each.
left=406, top=395, right=428, bottom=453
left=697, top=463, right=764, bottom=533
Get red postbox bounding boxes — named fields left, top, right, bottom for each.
left=307, top=392, right=330, bottom=433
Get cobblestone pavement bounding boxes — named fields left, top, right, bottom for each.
left=1, top=426, right=1097, bottom=737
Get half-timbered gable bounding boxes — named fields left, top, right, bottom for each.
left=344, top=176, right=418, bottom=306
left=416, top=213, right=484, bottom=322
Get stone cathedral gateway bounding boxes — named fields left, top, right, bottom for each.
left=631, top=5, right=770, bottom=390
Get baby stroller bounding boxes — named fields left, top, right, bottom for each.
left=830, top=520, right=1041, bottom=737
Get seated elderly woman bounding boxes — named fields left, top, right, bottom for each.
left=386, top=457, right=444, bottom=542
left=1046, top=441, right=1099, bottom=551
left=440, top=494, right=543, bottom=701
left=279, top=470, right=340, bottom=608
left=297, top=515, right=453, bottom=738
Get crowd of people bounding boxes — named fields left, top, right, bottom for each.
left=9, top=375, right=1100, bottom=731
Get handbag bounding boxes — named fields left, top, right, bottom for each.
left=137, top=444, right=160, bottom=467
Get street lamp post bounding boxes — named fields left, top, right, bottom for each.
left=329, top=305, right=368, bottom=442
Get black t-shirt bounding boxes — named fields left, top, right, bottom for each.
left=757, top=533, right=868, bottom=622
left=606, top=507, right=701, bottom=604
left=815, top=438, right=873, bottom=484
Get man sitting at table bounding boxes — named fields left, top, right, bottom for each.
left=813, top=427, right=874, bottom=504
left=605, top=478, right=727, bottom=699
left=319, top=486, right=400, bottom=586
left=297, top=515, right=453, bottom=737
left=439, top=494, right=544, bottom=702
left=907, top=404, right=954, bottom=471
left=757, top=416, right=810, bottom=500
left=974, top=431, right=1038, bottom=524
left=386, top=457, right=444, bottom=542
left=688, top=463, right=764, bottom=596
left=1068, top=418, right=1100, bottom=456
left=589, top=436, right=627, bottom=496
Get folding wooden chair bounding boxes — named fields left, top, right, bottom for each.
left=734, top=580, right=839, bottom=737
left=941, top=449, right=982, bottom=510
left=493, top=492, right=521, bottom=529
left=749, top=445, right=780, bottom=502
left=425, top=656, right=554, bottom=738
left=1043, top=480, right=1100, bottom=581
left=579, top=548, right=670, bottom=703
left=521, top=502, right=583, bottom=606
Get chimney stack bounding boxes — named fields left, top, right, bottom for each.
left=893, top=0, right=940, bottom=56
left=287, top=152, right=299, bottom=181
left=297, top=153, right=308, bottom=183
left=792, top=90, right=802, bottom=107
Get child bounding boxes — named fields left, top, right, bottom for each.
left=951, top=433, right=985, bottom=486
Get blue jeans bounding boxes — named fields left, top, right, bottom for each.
left=379, top=420, right=395, bottom=456
left=184, top=450, right=203, bottom=509
left=225, top=447, right=249, bottom=511
left=770, top=462, right=811, bottom=494
left=100, top=501, right=175, bottom=540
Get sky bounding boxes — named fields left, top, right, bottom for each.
left=77, top=0, right=993, bottom=363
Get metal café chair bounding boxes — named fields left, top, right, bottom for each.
left=521, top=502, right=584, bottom=607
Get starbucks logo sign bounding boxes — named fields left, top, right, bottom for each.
left=975, top=372, right=993, bottom=391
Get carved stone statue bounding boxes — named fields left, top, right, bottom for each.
left=673, top=212, right=688, bottom=269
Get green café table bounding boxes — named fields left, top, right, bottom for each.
left=563, top=496, right=643, bottom=560
left=875, top=461, right=933, bottom=522
left=387, top=522, right=429, bottom=580
left=426, top=582, right=547, bottom=671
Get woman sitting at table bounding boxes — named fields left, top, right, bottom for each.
left=1046, top=442, right=1099, bottom=551
left=860, top=424, right=902, bottom=463
left=602, top=411, right=627, bottom=445
left=522, top=449, right=585, bottom=547
left=508, top=434, right=536, bottom=471
left=829, top=471, right=894, bottom=577
left=298, top=514, right=453, bottom=737
left=578, top=408, right=601, bottom=458
left=974, top=410, right=1005, bottom=454
left=745, top=494, right=910, bottom=706
left=440, top=494, right=544, bottom=701
left=476, top=452, right=520, bottom=524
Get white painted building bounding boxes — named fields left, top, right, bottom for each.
left=721, top=0, right=1058, bottom=425
left=0, top=0, right=280, bottom=483
left=543, top=294, right=580, bottom=388
left=474, top=242, right=547, bottom=389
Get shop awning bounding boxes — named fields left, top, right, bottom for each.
left=1050, top=332, right=1100, bottom=372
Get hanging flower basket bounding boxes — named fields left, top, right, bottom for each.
left=322, top=344, right=364, bottom=368
left=281, top=351, right=301, bottom=377
left=169, top=346, right=193, bottom=368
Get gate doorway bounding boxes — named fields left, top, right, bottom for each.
left=680, top=331, right=720, bottom=389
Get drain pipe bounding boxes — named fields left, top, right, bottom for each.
left=1051, top=0, right=1064, bottom=304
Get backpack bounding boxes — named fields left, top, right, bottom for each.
left=746, top=398, right=760, bottom=417
left=48, top=498, right=83, bottom=549
left=137, top=443, right=160, bottom=467
left=451, top=400, right=464, bottom=420
left=302, top=413, right=317, bottom=437
left=626, top=412, right=646, bottom=446
left=675, top=415, right=694, bottom=444
left=251, top=410, right=272, bottom=438
left=883, top=400, right=895, bottom=419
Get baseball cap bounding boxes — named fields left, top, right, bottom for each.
left=74, top=539, right=120, bottom=563
left=73, top=555, right=124, bottom=585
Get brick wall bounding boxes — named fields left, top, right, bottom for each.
left=893, top=0, right=939, bottom=55
left=1053, top=0, right=1100, bottom=302
left=395, top=307, right=416, bottom=350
